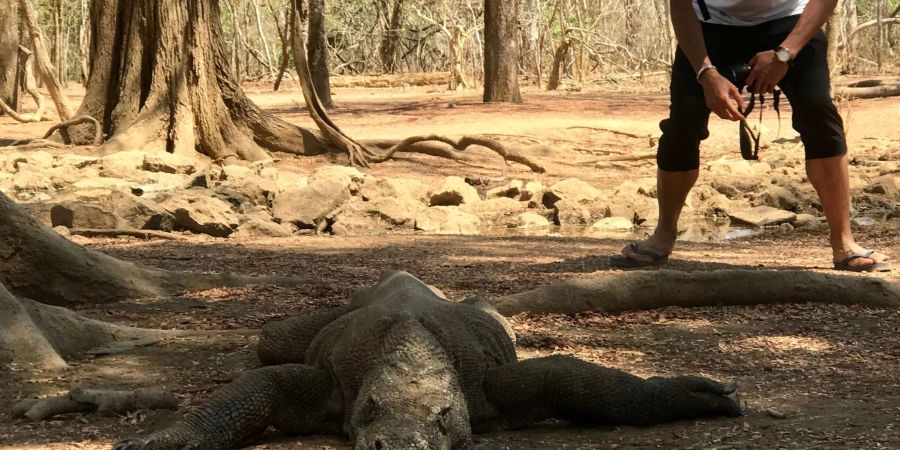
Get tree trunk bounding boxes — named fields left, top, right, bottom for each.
left=519, top=0, right=541, bottom=80
left=306, top=0, right=332, bottom=108
left=546, top=38, right=570, bottom=91
left=377, top=0, right=404, bottom=74
left=826, top=0, right=843, bottom=81
left=0, top=0, right=18, bottom=110
left=68, top=0, right=337, bottom=161
left=483, top=0, right=523, bottom=103
left=0, top=192, right=254, bottom=306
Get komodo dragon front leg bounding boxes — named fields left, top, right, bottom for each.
left=112, top=364, right=342, bottom=450
left=479, top=355, right=742, bottom=431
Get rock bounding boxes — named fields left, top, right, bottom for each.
left=72, top=177, right=133, bottom=190
left=520, top=180, right=543, bottom=202
left=55, top=154, right=100, bottom=169
left=275, top=171, right=309, bottom=193
left=12, top=171, right=54, bottom=192
left=729, top=206, right=797, bottom=227
left=19, top=202, right=57, bottom=226
left=756, top=185, right=799, bottom=211
left=710, top=180, right=743, bottom=199
left=142, top=153, right=201, bottom=174
left=542, top=178, right=601, bottom=207
left=515, top=211, right=550, bottom=229
left=330, top=214, right=391, bottom=235
left=864, top=175, right=900, bottom=201
left=460, top=197, right=527, bottom=223
left=272, top=177, right=351, bottom=227
left=99, top=151, right=147, bottom=179
left=309, top=165, right=366, bottom=188
left=486, top=180, right=524, bottom=199
left=157, top=192, right=240, bottom=237
left=105, top=189, right=175, bottom=230
left=591, top=216, right=634, bottom=231
left=777, top=223, right=795, bottom=232
left=553, top=199, right=591, bottom=225
left=53, top=225, right=71, bottom=236
left=7, top=151, right=53, bottom=171
left=231, top=218, right=293, bottom=239
left=429, top=176, right=480, bottom=206
left=793, top=213, right=822, bottom=229
left=131, top=173, right=193, bottom=195
left=45, top=164, right=99, bottom=189
left=415, top=206, right=480, bottom=234
left=361, top=177, right=428, bottom=203
left=51, top=203, right=119, bottom=229
left=604, top=191, right=655, bottom=224
left=707, top=158, right=772, bottom=176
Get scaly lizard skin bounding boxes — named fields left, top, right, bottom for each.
left=113, top=271, right=742, bottom=450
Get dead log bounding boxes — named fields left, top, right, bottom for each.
left=490, top=270, right=900, bottom=316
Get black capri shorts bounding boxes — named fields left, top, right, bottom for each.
left=657, top=15, right=847, bottom=172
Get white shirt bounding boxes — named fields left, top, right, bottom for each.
left=694, top=0, right=809, bottom=25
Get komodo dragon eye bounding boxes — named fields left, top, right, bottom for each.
left=437, top=406, right=451, bottom=434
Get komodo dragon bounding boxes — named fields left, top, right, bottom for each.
left=113, top=271, right=743, bottom=450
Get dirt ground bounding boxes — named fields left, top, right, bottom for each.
left=1, top=78, right=898, bottom=449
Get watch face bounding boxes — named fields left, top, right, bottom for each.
left=776, top=48, right=790, bottom=62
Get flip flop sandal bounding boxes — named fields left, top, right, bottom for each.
left=833, top=250, right=893, bottom=273
left=610, top=242, right=670, bottom=268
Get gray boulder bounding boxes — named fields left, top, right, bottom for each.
left=415, top=206, right=480, bottom=234
left=51, top=203, right=119, bottom=229
left=272, top=177, right=351, bottom=227
left=157, top=191, right=240, bottom=237
left=231, top=218, right=293, bottom=239
left=429, top=176, right=480, bottom=206
left=142, top=153, right=202, bottom=174
left=106, top=189, right=175, bottom=230
left=542, top=178, right=601, bottom=208
left=729, top=206, right=797, bottom=227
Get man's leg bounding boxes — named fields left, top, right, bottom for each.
left=621, top=168, right=698, bottom=262
left=615, top=46, right=709, bottom=265
left=806, top=154, right=891, bottom=267
left=779, top=30, right=891, bottom=270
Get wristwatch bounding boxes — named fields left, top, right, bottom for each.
left=775, top=46, right=792, bottom=63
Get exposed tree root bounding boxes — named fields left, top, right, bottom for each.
left=834, top=81, right=900, bottom=99
left=0, top=192, right=301, bottom=306
left=288, top=9, right=546, bottom=173
left=1, top=138, right=66, bottom=151
left=42, top=115, right=103, bottom=145
left=68, top=228, right=188, bottom=241
left=0, top=46, right=50, bottom=123
left=566, top=125, right=650, bottom=140
left=12, top=387, right=178, bottom=420
left=490, top=270, right=900, bottom=316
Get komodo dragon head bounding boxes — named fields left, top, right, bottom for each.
left=349, top=318, right=472, bottom=450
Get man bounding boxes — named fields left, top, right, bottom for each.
left=611, top=0, right=892, bottom=272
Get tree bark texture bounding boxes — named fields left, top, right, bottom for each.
left=0, top=0, right=18, bottom=110
left=377, top=0, right=404, bottom=74
left=483, top=0, right=522, bottom=103
left=519, top=0, right=541, bottom=78
left=306, top=0, right=332, bottom=108
left=0, top=192, right=250, bottom=306
left=70, top=0, right=334, bottom=161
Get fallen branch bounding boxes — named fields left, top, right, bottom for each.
left=490, top=270, right=900, bottom=316
left=68, top=228, right=187, bottom=241
left=11, top=388, right=178, bottom=420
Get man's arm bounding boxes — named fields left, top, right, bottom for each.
left=670, top=0, right=745, bottom=121
left=746, top=0, right=838, bottom=93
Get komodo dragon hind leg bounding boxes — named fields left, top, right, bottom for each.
left=258, top=306, right=351, bottom=365
left=112, top=364, right=340, bottom=450
left=479, top=355, right=742, bottom=431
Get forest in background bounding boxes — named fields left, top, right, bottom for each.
left=5, top=0, right=899, bottom=94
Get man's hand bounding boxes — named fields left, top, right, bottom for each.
left=700, top=70, right=745, bottom=121
left=746, top=50, right=788, bottom=94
